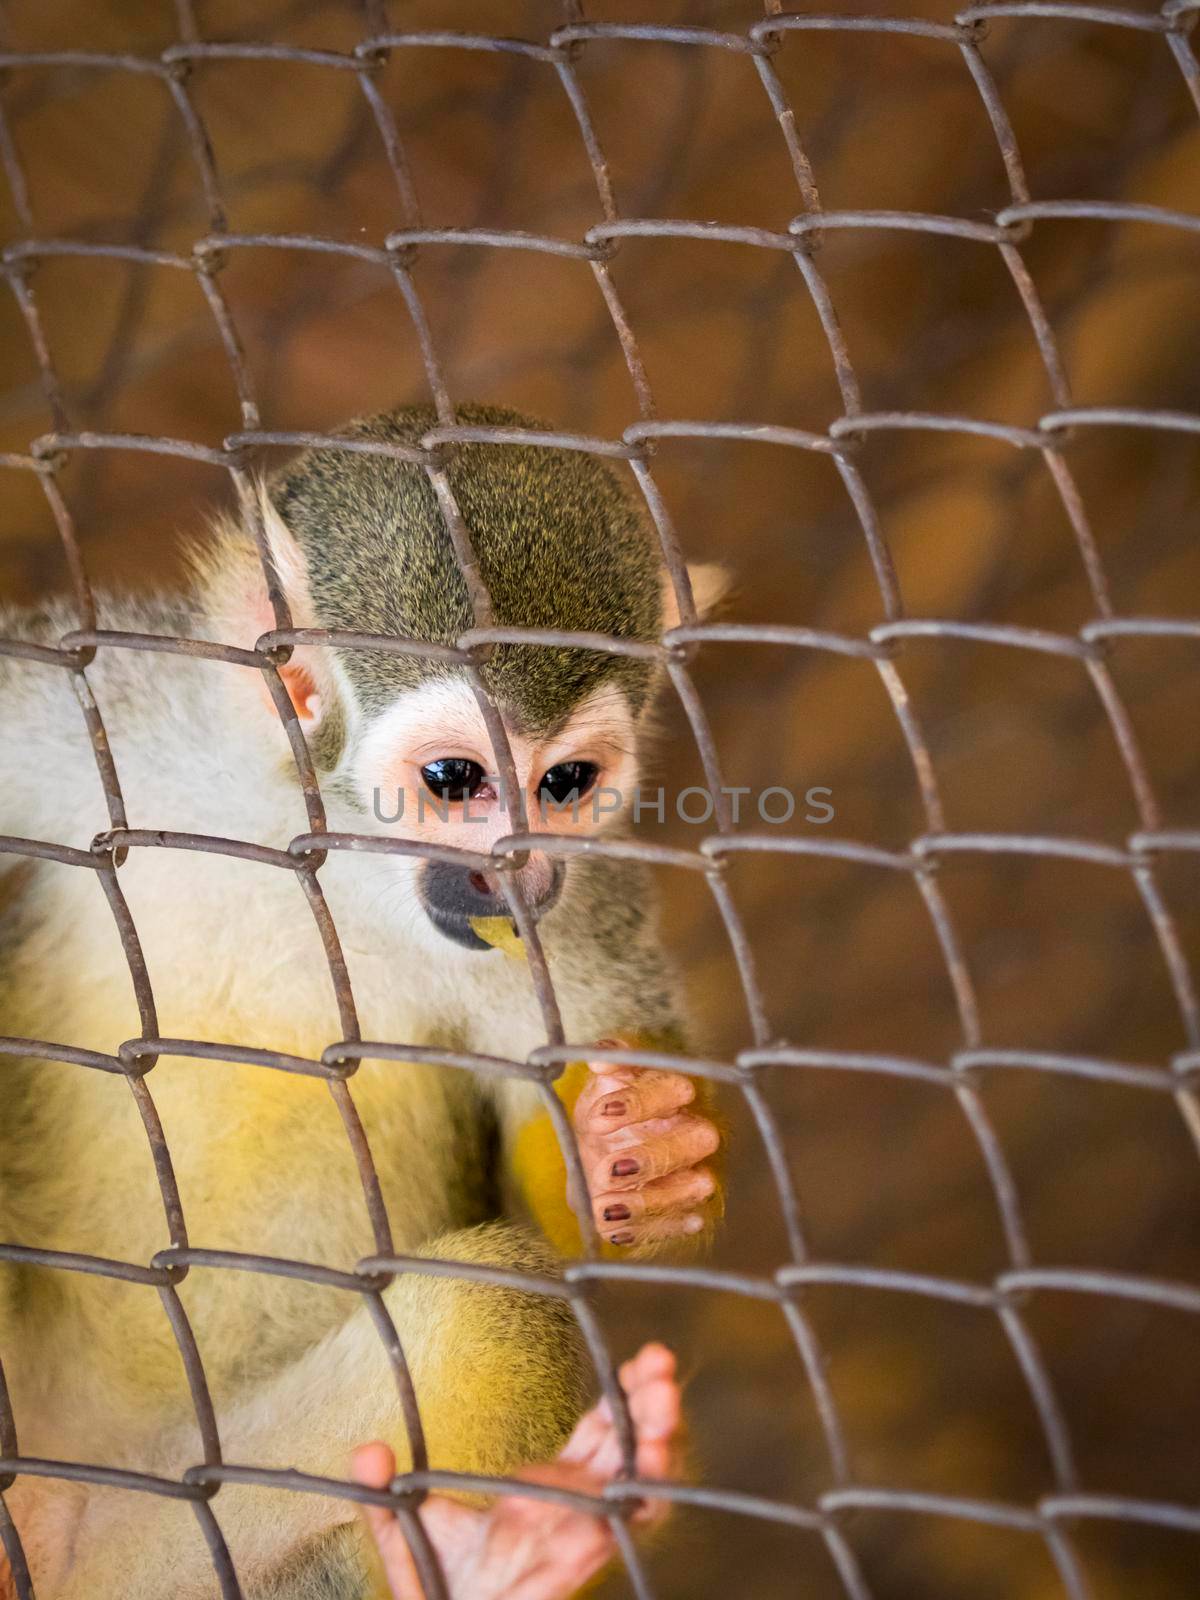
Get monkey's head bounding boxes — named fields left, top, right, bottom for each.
left=204, top=404, right=726, bottom=953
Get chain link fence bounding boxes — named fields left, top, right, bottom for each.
left=1, top=0, right=1199, bottom=1596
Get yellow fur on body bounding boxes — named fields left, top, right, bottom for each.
left=0, top=969, right=594, bottom=1599
left=0, top=722, right=689, bottom=1598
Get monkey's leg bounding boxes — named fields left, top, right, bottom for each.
left=51, top=1224, right=588, bottom=1600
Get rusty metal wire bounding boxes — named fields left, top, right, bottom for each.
left=0, top=1, right=1198, bottom=1597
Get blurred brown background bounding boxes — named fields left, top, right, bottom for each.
left=2, top=0, right=1199, bottom=1596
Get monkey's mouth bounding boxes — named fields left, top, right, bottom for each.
left=425, top=902, right=510, bottom=952
left=418, top=862, right=563, bottom=952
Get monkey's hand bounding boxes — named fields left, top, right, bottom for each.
left=573, top=1040, right=720, bottom=1251
left=352, top=1344, right=681, bottom=1600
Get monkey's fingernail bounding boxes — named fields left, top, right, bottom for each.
left=601, top=1099, right=627, bottom=1118
left=609, top=1230, right=635, bottom=1247
left=611, top=1158, right=639, bottom=1178
left=603, top=1204, right=631, bottom=1222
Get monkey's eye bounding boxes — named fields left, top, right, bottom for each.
left=420, top=758, right=488, bottom=802
left=538, top=761, right=599, bottom=807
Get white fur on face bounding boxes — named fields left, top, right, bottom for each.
left=352, top=677, right=641, bottom=856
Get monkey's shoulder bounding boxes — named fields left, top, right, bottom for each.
left=0, top=589, right=207, bottom=729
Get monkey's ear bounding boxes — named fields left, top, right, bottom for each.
left=256, top=483, right=311, bottom=617
left=253, top=485, right=333, bottom=732
left=660, top=562, right=733, bottom=632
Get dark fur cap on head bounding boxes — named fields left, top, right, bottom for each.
left=269, top=403, right=662, bottom=733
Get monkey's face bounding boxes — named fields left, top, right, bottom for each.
left=220, top=420, right=727, bottom=953
left=352, top=677, right=641, bottom=952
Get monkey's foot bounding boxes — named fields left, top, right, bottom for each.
left=573, top=1039, right=720, bottom=1250
left=351, top=1342, right=682, bottom=1600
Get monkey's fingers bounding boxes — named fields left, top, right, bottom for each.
left=572, top=1039, right=644, bottom=1121
left=351, top=1440, right=396, bottom=1504
left=351, top=1443, right=424, bottom=1598
left=352, top=1445, right=484, bottom=1600
left=594, top=1112, right=720, bottom=1192
left=355, top=1349, right=684, bottom=1600
left=580, top=1069, right=695, bottom=1133
left=560, top=1342, right=678, bottom=1466
left=558, top=1344, right=681, bottom=1527
left=593, top=1166, right=715, bottom=1246
left=626, top=1344, right=683, bottom=1517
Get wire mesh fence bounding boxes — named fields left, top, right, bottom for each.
left=1, top=0, right=1199, bottom=1596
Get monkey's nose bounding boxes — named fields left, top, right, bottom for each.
left=418, top=860, right=563, bottom=951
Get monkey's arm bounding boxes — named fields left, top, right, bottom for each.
left=491, top=860, right=723, bottom=1260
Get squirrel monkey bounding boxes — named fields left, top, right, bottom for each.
left=0, top=405, right=724, bottom=1599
